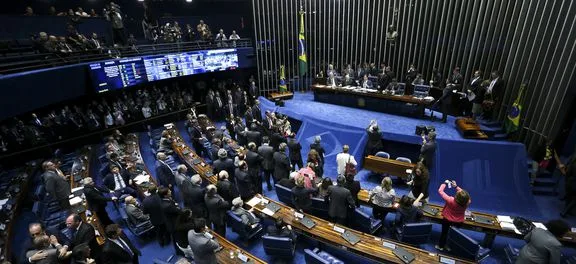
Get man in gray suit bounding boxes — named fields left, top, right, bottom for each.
left=188, top=218, right=220, bottom=264
left=325, top=176, right=357, bottom=225
left=258, top=136, right=275, bottom=190
left=516, top=219, right=569, bottom=264
left=124, top=196, right=149, bottom=225
left=204, top=184, right=230, bottom=236
left=273, top=143, right=291, bottom=183
left=42, top=161, right=71, bottom=210
left=231, top=197, right=260, bottom=227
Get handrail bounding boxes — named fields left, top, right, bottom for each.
left=0, top=39, right=253, bottom=75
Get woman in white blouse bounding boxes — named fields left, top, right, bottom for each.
left=369, top=177, right=396, bottom=221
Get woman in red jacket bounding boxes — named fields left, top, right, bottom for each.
left=436, top=180, right=471, bottom=250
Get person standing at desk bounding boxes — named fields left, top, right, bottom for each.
left=407, top=163, right=430, bottom=205
left=364, top=120, right=383, bottom=156
left=420, top=131, right=437, bottom=171
left=325, top=176, right=357, bottom=225
left=516, top=219, right=569, bottom=264
left=42, top=160, right=71, bottom=210
left=436, top=180, right=471, bottom=251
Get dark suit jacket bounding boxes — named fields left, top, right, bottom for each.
left=252, top=105, right=263, bottom=122
left=155, top=160, right=175, bottom=188
left=270, top=132, right=286, bottom=151
left=235, top=168, right=254, bottom=199
left=205, top=194, right=230, bottom=225
left=69, top=222, right=98, bottom=251
left=101, top=234, right=141, bottom=264
left=83, top=185, right=112, bottom=210
left=43, top=170, right=71, bottom=201
left=216, top=179, right=238, bottom=203
left=266, top=225, right=296, bottom=240
left=213, top=158, right=235, bottom=183
left=325, top=185, right=356, bottom=218
left=258, top=144, right=275, bottom=171
left=287, top=138, right=302, bottom=162
left=292, top=186, right=317, bottom=212
left=103, top=172, right=130, bottom=191
left=187, top=184, right=207, bottom=218
left=278, top=178, right=296, bottom=189
left=490, top=78, right=505, bottom=102
left=273, top=152, right=291, bottom=181
left=161, top=198, right=181, bottom=232
left=345, top=180, right=361, bottom=206
left=309, top=142, right=326, bottom=163
left=142, top=194, right=165, bottom=226
left=420, top=141, right=437, bottom=168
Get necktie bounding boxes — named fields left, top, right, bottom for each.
left=115, top=173, right=126, bottom=190
left=118, top=238, right=134, bottom=257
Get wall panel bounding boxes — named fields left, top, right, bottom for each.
left=252, top=0, right=576, bottom=153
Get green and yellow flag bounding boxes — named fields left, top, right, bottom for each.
left=279, top=65, right=288, bottom=93
left=504, top=84, right=526, bottom=134
left=298, top=10, right=307, bottom=77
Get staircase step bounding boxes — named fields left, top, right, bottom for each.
left=532, top=186, right=558, bottom=196
left=477, top=119, right=502, bottom=127
left=492, top=133, right=508, bottom=140
left=533, top=177, right=557, bottom=187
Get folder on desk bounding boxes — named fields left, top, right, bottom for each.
left=473, top=215, right=494, bottom=225
left=265, top=202, right=281, bottom=213
left=341, top=230, right=360, bottom=245
left=192, top=158, right=202, bottom=165
left=393, top=247, right=415, bottom=263
left=299, top=216, right=316, bottom=229
left=205, top=171, right=214, bottom=177
left=421, top=205, right=439, bottom=216
left=182, top=149, right=191, bottom=156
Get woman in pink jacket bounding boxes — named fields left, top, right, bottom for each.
left=436, top=180, right=471, bottom=251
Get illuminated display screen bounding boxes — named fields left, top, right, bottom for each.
left=89, top=57, right=147, bottom=93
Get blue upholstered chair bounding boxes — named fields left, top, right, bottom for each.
left=227, top=211, right=263, bottom=240
left=352, top=208, right=382, bottom=234
left=447, top=227, right=491, bottom=261
left=275, top=184, right=294, bottom=206
left=395, top=222, right=433, bottom=245
left=262, top=235, right=296, bottom=258
left=310, top=197, right=329, bottom=219
left=118, top=203, right=155, bottom=237
left=304, top=248, right=344, bottom=264
left=395, top=157, right=412, bottom=163
left=375, top=151, right=391, bottom=159
left=504, top=243, right=520, bottom=264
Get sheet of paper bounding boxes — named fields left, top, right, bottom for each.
left=497, top=215, right=513, bottom=223
left=262, top=208, right=275, bottom=216
left=237, top=253, right=249, bottom=262
left=533, top=222, right=548, bottom=230
left=69, top=196, right=83, bottom=206
left=246, top=197, right=261, bottom=207
left=571, top=228, right=576, bottom=233
left=71, top=187, right=84, bottom=193
left=0, top=198, right=9, bottom=207
left=382, top=241, right=396, bottom=249
left=133, top=174, right=150, bottom=184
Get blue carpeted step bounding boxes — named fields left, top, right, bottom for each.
left=533, top=177, right=557, bottom=187
left=477, top=119, right=502, bottom=127
left=532, top=186, right=558, bottom=196
left=492, top=134, right=508, bottom=141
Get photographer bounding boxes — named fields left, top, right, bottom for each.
left=435, top=180, right=471, bottom=251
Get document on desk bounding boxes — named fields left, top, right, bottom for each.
left=393, top=247, right=415, bottom=263
left=133, top=175, right=150, bottom=184
left=246, top=197, right=261, bottom=207
left=497, top=215, right=513, bottom=223
left=261, top=208, right=275, bottom=216
left=533, top=222, right=548, bottom=230
left=340, top=230, right=360, bottom=245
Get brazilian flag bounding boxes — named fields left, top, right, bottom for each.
left=504, top=84, right=526, bottom=134
left=279, top=65, right=288, bottom=93
left=298, top=10, right=307, bottom=77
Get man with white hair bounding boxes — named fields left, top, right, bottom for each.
left=213, top=149, right=235, bottom=183
left=231, top=197, right=260, bottom=228
left=204, top=184, right=230, bottom=236
left=273, top=143, right=291, bottom=183
left=187, top=174, right=207, bottom=218
left=155, top=152, right=176, bottom=192
left=336, top=145, right=357, bottom=176
left=82, top=177, right=115, bottom=226
left=216, top=170, right=237, bottom=203
left=124, top=195, right=150, bottom=225
left=309, top=136, right=326, bottom=164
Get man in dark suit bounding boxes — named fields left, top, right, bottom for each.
left=235, top=161, right=255, bottom=200
left=309, top=136, right=326, bottom=164
left=65, top=214, right=99, bottom=256
left=82, top=177, right=115, bottom=226
left=142, top=186, right=170, bottom=246
left=209, top=139, right=222, bottom=162
left=273, top=143, right=291, bottom=183
left=325, top=176, right=357, bottom=225
left=213, top=148, right=235, bottom=183
left=252, top=100, right=263, bottom=123
left=103, top=165, right=137, bottom=198
left=344, top=174, right=361, bottom=207
left=270, top=129, right=286, bottom=151
left=484, top=71, right=505, bottom=120
left=155, top=152, right=176, bottom=192
left=246, top=124, right=262, bottom=147
left=187, top=175, right=207, bottom=219
left=204, top=184, right=230, bottom=236
left=420, top=131, right=437, bottom=171
left=287, top=133, right=303, bottom=170
left=266, top=218, right=296, bottom=241
left=216, top=170, right=238, bottom=204
left=102, top=224, right=141, bottom=264
left=42, top=161, right=71, bottom=210
left=258, top=136, right=275, bottom=190
left=159, top=187, right=182, bottom=254
left=246, top=142, right=264, bottom=194
left=187, top=119, right=207, bottom=157
left=234, top=117, right=247, bottom=146
left=108, top=153, right=126, bottom=173
left=278, top=172, right=297, bottom=189
left=360, top=74, right=373, bottom=89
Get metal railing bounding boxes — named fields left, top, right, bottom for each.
left=0, top=39, right=252, bottom=75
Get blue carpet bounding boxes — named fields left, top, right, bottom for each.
left=259, top=93, right=537, bottom=218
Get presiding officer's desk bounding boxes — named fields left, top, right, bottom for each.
left=246, top=196, right=473, bottom=264
left=209, top=230, right=267, bottom=264
left=70, top=149, right=106, bottom=245
left=168, top=125, right=473, bottom=264
left=360, top=155, right=576, bottom=247
left=311, top=84, right=434, bottom=118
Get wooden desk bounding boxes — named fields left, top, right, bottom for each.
left=128, top=133, right=158, bottom=195
left=363, top=155, right=416, bottom=178
left=247, top=196, right=472, bottom=264
left=455, top=118, right=489, bottom=140
left=71, top=149, right=106, bottom=245
left=210, top=230, right=267, bottom=264
left=191, top=116, right=241, bottom=151
left=169, top=128, right=218, bottom=185
left=269, top=92, right=294, bottom=101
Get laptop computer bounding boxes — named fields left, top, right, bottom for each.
left=265, top=203, right=281, bottom=213
left=474, top=215, right=495, bottom=225
left=299, top=216, right=316, bottom=229
left=421, top=205, right=439, bottom=216
left=393, top=247, right=415, bottom=263
left=340, top=230, right=360, bottom=245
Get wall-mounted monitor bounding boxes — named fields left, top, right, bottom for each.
left=89, top=57, right=147, bottom=93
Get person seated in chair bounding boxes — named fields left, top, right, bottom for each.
left=124, top=196, right=150, bottom=226
left=266, top=218, right=296, bottom=241
left=516, top=219, right=569, bottom=264
left=104, top=165, right=137, bottom=198
left=231, top=197, right=260, bottom=229
left=394, top=195, right=423, bottom=228
left=158, top=130, right=174, bottom=155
